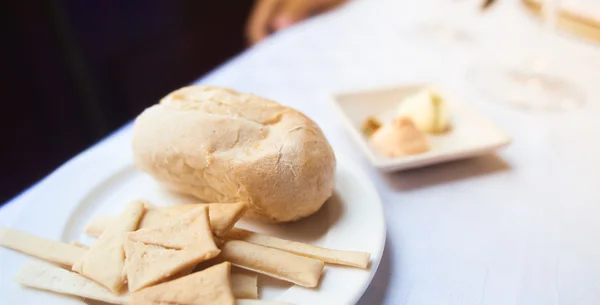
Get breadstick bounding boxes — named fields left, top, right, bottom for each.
left=0, top=227, right=86, bottom=267
left=227, top=228, right=370, bottom=268
left=220, top=240, right=324, bottom=288
left=14, top=261, right=127, bottom=304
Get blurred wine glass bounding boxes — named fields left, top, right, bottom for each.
left=468, top=0, right=585, bottom=111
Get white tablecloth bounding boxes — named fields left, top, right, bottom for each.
left=2, top=0, right=600, bottom=304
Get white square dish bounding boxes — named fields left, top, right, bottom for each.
left=330, top=84, right=511, bottom=172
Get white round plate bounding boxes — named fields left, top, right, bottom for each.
left=0, top=131, right=386, bottom=305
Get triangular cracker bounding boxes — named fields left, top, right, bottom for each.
left=124, top=239, right=213, bottom=292
left=72, top=200, right=146, bottom=293
left=129, top=261, right=235, bottom=305
left=125, top=206, right=220, bottom=292
left=86, top=202, right=247, bottom=238
left=142, top=202, right=247, bottom=237
left=137, top=209, right=171, bottom=231
left=204, top=202, right=247, bottom=237
left=128, top=206, right=217, bottom=250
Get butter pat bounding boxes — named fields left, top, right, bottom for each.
left=396, top=89, right=450, bottom=134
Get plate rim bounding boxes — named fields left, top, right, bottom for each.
left=330, top=152, right=387, bottom=305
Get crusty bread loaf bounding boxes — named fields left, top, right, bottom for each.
left=132, top=86, right=336, bottom=222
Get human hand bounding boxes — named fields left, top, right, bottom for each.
left=246, top=0, right=347, bottom=45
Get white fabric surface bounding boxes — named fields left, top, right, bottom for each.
left=561, top=0, right=600, bottom=21
left=2, top=0, right=600, bottom=304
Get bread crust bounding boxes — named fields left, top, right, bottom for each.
left=132, top=86, right=336, bottom=222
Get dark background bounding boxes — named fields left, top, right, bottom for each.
left=0, top=1, right=253, bottom=204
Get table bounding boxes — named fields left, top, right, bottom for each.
left=2, top=0, right=599, bottom=304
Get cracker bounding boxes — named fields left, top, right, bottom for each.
left=0, top=227, right=86, bottom=267
left=87, top=202, right=247, bottom=238
left=135, top=209, right=171, bottom=231
left=124, top=240, right=209, bottom=292
left=14, top=261, right=127, bottom=304
left=72, top=200, right=146, bottom=293
left=231, top=273, right=258, bottom=299
left=228, top=228, right=371, bottom=268
left=164, top=203, right=246, bottom=237
left=204, top=202, right=247, bottom=237
left=125, top=206, right=220, bottom=292
left=127, top=206, right=218, bottom=250
left=130, top=261, right=235, bottom=305
left=220, top=240, right=324, bottom=288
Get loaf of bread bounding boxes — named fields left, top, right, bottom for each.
left=132, top=86, right=336, bottom=222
